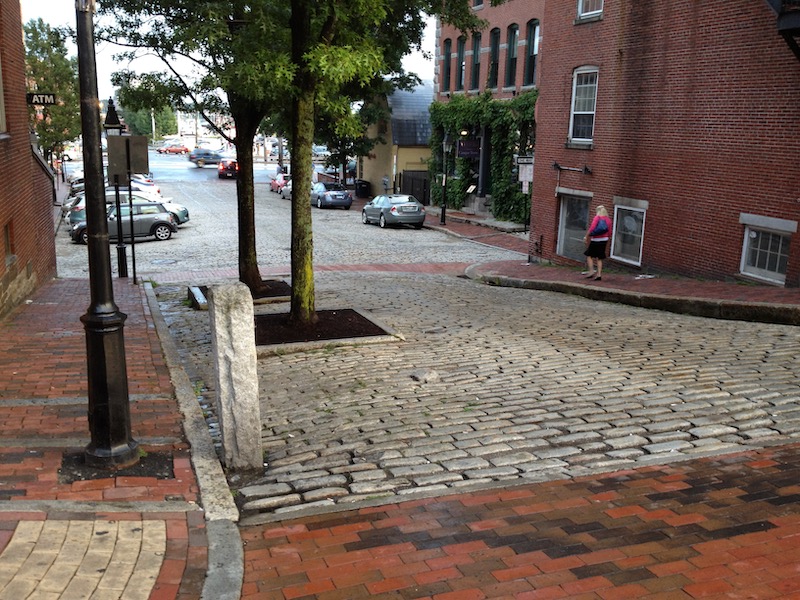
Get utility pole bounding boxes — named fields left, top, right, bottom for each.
left=75, top=0, right=139, bottom=469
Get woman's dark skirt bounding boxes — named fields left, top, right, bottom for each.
left=584, top=240, right=608, bottom=259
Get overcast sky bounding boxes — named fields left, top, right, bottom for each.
left=18, top=1, right=434, bottom=101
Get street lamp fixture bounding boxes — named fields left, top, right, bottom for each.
left=441, top=132, right=453, bottom=226
left=76, top=0, right=139, bottom=469
left=104, top=99, right=128, bottom=279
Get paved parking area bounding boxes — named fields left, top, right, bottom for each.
left=154, top=269, right=800, bottom=526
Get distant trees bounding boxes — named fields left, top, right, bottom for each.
left=24, top=19, right=81, bottom=162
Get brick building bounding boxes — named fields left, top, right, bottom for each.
left=530, top=0, right=800, bottom=286
left=436, top=0, right=546, bottom=214
left=0, top=0, right=57, bottom=317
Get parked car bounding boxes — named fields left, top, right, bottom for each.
left=218, top=158, right=238, bottom=179
left=71, top=202, right=177, bottom=244
left=280, top=179, right=293, bottom=200
left=270, top=172, right=291, bottom=193
left=311, top=181, right=352, bottom=209
left=312, top=145, right=331, bottom=159
left=66, top=192, right=189, bottom=226
left=188, top=148, right=223, bottom=167
left=157, top=142, right=189, bottom=154
left=361, top=194, right=426, bottom=229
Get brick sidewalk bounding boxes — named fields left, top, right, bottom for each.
left=0, top=278, right=207, bottom=600
left=241, top=443, right=800, bottom=599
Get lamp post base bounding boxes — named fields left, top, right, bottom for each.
left=85, top=440, right=140, bottom=469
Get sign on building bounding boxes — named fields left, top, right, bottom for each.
left=26, top=93, right=57, bottom=105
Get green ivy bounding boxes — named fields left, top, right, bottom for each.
left=429, top=90, right=538, bottom=223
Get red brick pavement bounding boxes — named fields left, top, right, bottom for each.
left=0, top=277, right=206, bottom=600
left=241, top=444, right=800, bottom=600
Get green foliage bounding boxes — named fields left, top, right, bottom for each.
left=120, top=106, right=178, bottom=139
left=429, top=89, right=538, bottom=223
left=24, top=19, right=81, bottom=161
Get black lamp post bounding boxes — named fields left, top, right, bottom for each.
left=75, top=0, right=139, bottom=469
left=104, top=99, right=128, bottom=279
left=440, top=132, right=452, bottom=226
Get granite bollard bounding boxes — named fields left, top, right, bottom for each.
left=208, top=283, right=262, bottom=470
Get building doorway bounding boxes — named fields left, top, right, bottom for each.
left=557, top=195, right=590, bottom=261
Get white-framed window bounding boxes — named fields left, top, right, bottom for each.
left=505, top=24, right=519, bottom=88
left=611, top=205, right=646, bottom=266
left=523, top=20, right=540, bottom=87
left=569, top=66, right=598, bottom=143
left=739, top=213, right=796, bottom=285
left=456, top=37, right=466, bottom=91
left=578, top=0, right=603, bottom=18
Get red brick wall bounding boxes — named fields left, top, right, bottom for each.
left=0, top=0, right=57, bottom=317
left=437, top=0, right=546, bottom=101
left=531, top=0, right=800, bottom=285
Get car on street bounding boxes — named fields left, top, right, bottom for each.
left=280, top=179, right=293, bottom=200
left=70, top=202, right=177, bottom=244
left=311, top=181, right=352, bottom=209
left=217, top=158, right=238, bottom=179
left=66, top=192, right=189, bottom=227
left=270, top=172, right=291, bottom=193
left=361, top=194, right=426, bottom=229
left=188, top=148, right=223, bottom=167
left=157, top=142, right=190, bottom=154
left=312, top=145, right=331, bottom=159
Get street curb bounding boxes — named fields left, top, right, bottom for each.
left=464, top=265, right=800, bottom=326
left=143, top=282, right=243, bottom=600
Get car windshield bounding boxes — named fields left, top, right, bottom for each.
left=324, top=183, right=344, bottom=191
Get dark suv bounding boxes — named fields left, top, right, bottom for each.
left=188, top=148, right=223, bottom=168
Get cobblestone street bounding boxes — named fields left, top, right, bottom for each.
left=155, top=269, right=800, bottom=526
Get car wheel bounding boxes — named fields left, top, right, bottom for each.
left=379, top=213, right=387, bottom=228
left=196, top=159, right=205, bottom=168
left=361, top=211, right=369, bottom=224
left=344, top=204, right=351, bottom=210
left=153, top=224, right=172, bottom=241
left=414, top=223, right=423, bottom=229
left=79, top=229, right=88, bottom=244
left=316, top=198, right=323, bottom=209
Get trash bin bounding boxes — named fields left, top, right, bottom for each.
left=355, top=179, right=372, bottom=198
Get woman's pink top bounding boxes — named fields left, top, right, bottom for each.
left=588, top=215, right=612, bottom=242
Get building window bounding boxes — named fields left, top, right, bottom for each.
left=474, top=0, right=483, bottom=7
left=523, top=20, right=540, bottom=86
left=742, top=228, right=791, bottom=284
left=505, top=25, right=519, bottom=88
left=578, top=0, right=603, bottom=17
left=442, top=39, right=452, bottom=92
left=569, top=66, right=598, bottom=143
left=611, top=206, right=645, bottom=266
left=471, top=33, right=481, bottom=90
left=456, top=37, right=466, bottom=91
left=488, top=28, right=500, bottom=88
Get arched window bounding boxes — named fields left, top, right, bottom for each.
left=523, top=20, right=540, bottom=86
left=456, top=37, right=466, bottom=91
left=442, top=39, right=452, bottom=92
left=470, top=33, right=482, bottom=90
left=488, top=28, right=500, bottom=88
left=505, top=24, right=519, bottom=87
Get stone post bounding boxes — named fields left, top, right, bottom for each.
left=208, top=283, right=262, bottom=470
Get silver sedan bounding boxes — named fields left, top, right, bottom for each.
left=361, top=194, right=426, bottom=229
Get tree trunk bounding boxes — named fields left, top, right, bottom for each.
left=289, top=0, right=318, bottom=326
left=230, top=96, right=265, bottom=294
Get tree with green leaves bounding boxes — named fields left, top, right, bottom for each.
left=99, top=0, right=490, bottom=326
left=120, top=106, right=177, bottom=141
left=24, top=19, right=81, bottom=163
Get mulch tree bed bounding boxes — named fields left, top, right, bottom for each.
left=59, top=450, right=174, bottom=483
left=199, top=279, right=292, bottom=301
left=255, top=309, right=387, bottom=345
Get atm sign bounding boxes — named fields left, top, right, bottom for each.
left=26, top=93, right=57, bottom=105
